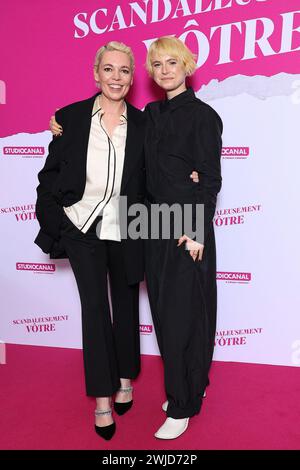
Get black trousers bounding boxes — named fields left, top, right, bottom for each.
left=145, top=232, right=217, bottom=419
left=60, top=214, right=140, bottom=397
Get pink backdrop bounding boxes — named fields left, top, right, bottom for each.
left=1, top=0, right=299, bottom=135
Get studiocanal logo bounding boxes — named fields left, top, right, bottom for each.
left=140, top=324, right=153, bottom=335
left=217, top=272, right=251, bottom=284
left=16, top=263, right=56, bottom=274
left=2, top=147, right=45, bottom=158
left=222, top=147, right=249, bottom=159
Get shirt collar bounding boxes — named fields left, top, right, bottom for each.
left=92, top=94, right=127, bottom=124
left=160, top=87, right=196, bottom=113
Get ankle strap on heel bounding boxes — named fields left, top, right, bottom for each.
left=95, top=409, right=112, bottom=417
left=118, top=386, right=133, bottom=393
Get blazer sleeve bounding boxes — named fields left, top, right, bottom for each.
left=193, top=106, right=223, bottom=244
left=35, top=109, right=66, bottom=246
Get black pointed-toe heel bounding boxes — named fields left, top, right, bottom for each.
left=94, top=409, right=116, bottom=440
left=114, top=386, right=133, bottom=416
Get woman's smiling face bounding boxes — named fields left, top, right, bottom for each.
left=94, top=50, right=133, bottom=102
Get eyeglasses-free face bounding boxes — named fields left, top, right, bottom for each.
left=150, top=54, right=187, bottom=98
left=94, top=50, right=133, bottom=102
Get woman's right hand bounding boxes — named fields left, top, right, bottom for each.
left=49, top=110, right=63, bottom=136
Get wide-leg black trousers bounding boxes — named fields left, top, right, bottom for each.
left=60, top=214, right=140, bottom=397
left=145, top=228, right=217, bottom=419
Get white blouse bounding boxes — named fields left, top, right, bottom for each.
left=63, top=96, right=127, bottom=241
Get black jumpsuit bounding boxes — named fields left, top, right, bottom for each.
left=144, top=87, right=223, bottom=419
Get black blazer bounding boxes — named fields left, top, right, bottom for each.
left=35, top=93, right=146, bottom=285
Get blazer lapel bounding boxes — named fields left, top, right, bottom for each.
left=121, top=104, right=143, bottom=193
left=77, top=94, right=99, bottom=161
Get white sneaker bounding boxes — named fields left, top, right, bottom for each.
left=162, top=400, right=168, bottom=412
left=162, top=390, right=206, bottom=412
left=154, top=417, right=189, bottom=439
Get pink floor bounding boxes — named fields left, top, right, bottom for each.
left=0, top=344, right=300, bottom=450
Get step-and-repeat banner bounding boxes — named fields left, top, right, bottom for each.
left=1, top=0, right=300, bottom=366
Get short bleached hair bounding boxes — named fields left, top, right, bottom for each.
left=146, top=36, right=196, bottom=77
left=94, top=41, right=135, bottom=73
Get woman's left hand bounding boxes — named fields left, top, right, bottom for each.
left=190, top=171, right=199, bottom=183
left=177, top=235, right=204, bottom=261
